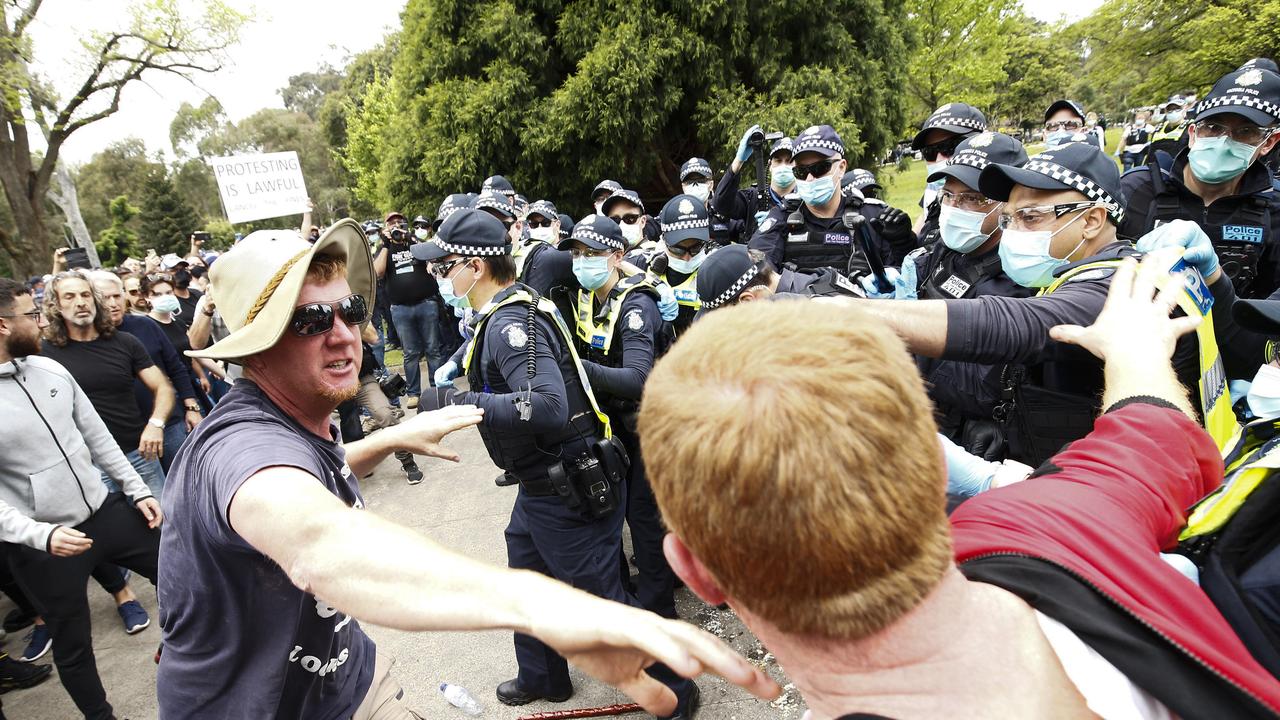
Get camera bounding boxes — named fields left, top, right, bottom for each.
left=389, top=227, right=407, bottom=242
left=64, top=247, right=91, bottom=270
left=192, top=231, right=211, bottom=245
left=379, top=373, right=407, bottom=398
left=747, top=127, right=766, bottom=147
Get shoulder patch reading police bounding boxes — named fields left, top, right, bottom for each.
left=625, top=309, right=644, bottom=331
left=502, top=322, right=528, bottom=349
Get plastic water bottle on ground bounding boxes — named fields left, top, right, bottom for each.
left=440, top=682, right=483, bottom=716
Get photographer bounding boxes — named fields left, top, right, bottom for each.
left=372, top=211, right=446, bottom=409
left=711, top=126, right=795, bottom=240
left=354, top=323, right=423, bottom=484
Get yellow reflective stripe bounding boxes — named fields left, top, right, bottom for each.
left=573, top=274, right=656, bottom=354
left=1180, top=466, right=1270, bottom=540
left=652, top=269, right=701, bottom=308
left=464, top=290, right=613, bottom=439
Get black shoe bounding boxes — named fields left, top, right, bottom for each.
left=494, top=472, right=518, bottom=487
left=404, top=463, right=423, bottom=485
left=495, top=678, right=572, bottom=706
left=2, top=610, right=34, bottom=634
left=0, top=656, right=51, bottom=693
left=659, top=683, right=701, bottom=719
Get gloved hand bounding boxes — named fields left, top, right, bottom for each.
left=939, top=434, right=998, bottom=498
left=1134, top=219, right=1219, bottom=278
left=871, top=207, right=913, bottom=240
left=434, top=360, right=460, bottom=388
left=655, top=282, right=679, bottom=322
left=857, top=265, right=917, bottom=300
left=961, top=420, right=1007, bottom=461
left=754, top=209, right=769, bottom=226
left=736, top=125, right=762, bottom=164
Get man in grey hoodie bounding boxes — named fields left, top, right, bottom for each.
left=0, top=277, right=163, bottom=720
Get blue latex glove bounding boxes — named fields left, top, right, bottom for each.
left=656, top=283, right=679, bottom=322
left=736, top=125, right=761, bottom=164
left=754, top=209, right=769, bottom=226
left=939, top=433, right=997, bottom=498
left=1134, top=219, right=1219, bottom=278
left=434, top=360, right=460, bottom=388
left=857, top=265, right=917, bottom=300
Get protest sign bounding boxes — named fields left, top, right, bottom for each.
left=209, top=151, right=309, bottom=224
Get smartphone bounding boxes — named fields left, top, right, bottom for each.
left=64, top=247, right=91, bottom=270
left=192, top=231, right=212, bottom=244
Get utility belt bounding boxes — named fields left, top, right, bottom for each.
left=994, top=364, right=1099, bottom=467
left=523, top=436, right=629, bottom=520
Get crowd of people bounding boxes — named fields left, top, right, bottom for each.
left=3, top=55, right=1280, bottom=719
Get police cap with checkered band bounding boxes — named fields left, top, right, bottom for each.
left=432, top=193, right=477, bottom=231
left=911, top=103, right=988, bottom=150
left=601, top=188, right=645, bottom=217
left=793, top=125, right=845, bottom=159
left=411, top=208, right=512, bottom=262
left=694, top=244, right=765, bottom=318
left=679, top=158, right=713, bottom=183
left=659, top=194, right=711, bottom=245
left=1195, top=67, right=1280, bottom=127
left=927, top=132, right=1028, bottom=191
left=978, top=142, right=1126, bottom=225
left=557, top=214, right=626, bottom=252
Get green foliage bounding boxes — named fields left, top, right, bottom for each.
left=96, top=195, right=141, bottom=265
left=73, top=139, right=165, bottom=243
left=170, top=97, right=226, bottom=158
left=138, top=172, right=201, bottom=256
left=988, top=22, right=1077, bottom=129
left=904, top=0, right=1023, bottom=121
left=343, top=0, right=912, bottom=218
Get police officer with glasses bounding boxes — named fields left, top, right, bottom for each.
left=635, top=195, right=713, bottom=334
left=1123, top=67, right=1280, bottom=299
left=911, top=103, right=989, bottom=240
left=1043, top=99, right=1104, bottom=151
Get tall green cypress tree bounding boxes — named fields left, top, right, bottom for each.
left=138, top=172, right=202, bottom=257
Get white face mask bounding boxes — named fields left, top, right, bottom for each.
left=620, top=222, right=642, bottom=247
left=667, top=248, right=706, bottom=274
left=1248, top=364, right=1280, bottom=418
left=414, top=228, right=429, bottom=240
left=529, top=226, right=555, bottom=242
left=683, top=182, right=711, bottom=203
left=938, top=203, right=999, bottom=254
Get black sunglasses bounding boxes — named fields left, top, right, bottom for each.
left=794, top=158, right=840, bottom=181
left=667, top=241, right=706, bottom=258
left=921, top=136, right=963, bottom=162
left=527, top=217, right=554, bottom=229
left=429, top=257, right=473, bottom=279
left=610, top=213, right=642, bottom=225
left=289, top=294, right=369, bottom=337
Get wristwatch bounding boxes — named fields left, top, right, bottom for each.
left=184, top=404, right=202, bottom=413
left=147, top=418, right=165, bottom=429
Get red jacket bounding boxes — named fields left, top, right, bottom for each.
left=952, top=400, right=1280, bottom=718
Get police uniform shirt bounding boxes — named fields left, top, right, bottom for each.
left=914, top=244, right=1029, bottom=301
left=776, top=267, right=818, bottom=294
left=520, top=241, right=574, bottom=297
left=1120, top=149, right=1280, bottom=298
left=711, top=164, right=787, bottom=240
left=580, top=291, right=662, bottom=403
left=747, top=196, right=893, bottom=272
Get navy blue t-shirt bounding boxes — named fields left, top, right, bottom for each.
left=157, top=379, right=375, bottom=719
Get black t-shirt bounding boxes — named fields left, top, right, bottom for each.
left=41, top=332, right=154, bottom=453
left=381, top=238, right=438, bottom=306
left=157, top=379, right=375, bottom=718
left=155, top=316, right=193, bottom=357
left=175, top=288, right=203, bottom=325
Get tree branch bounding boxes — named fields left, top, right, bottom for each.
left=11, top=0, right=44, bottom=38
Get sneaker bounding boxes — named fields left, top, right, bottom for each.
left=405, top=396, right=419, bottom=410
left=19, top=625, right=50, bottom=662
left=2, top=609, right=34, bottom=634
left=404, top=462, right=424, bottom=485
left=0, top=654, right=51, bottom=693
left=117, top=600, right=150, bottom=635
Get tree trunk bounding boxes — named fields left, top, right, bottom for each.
left=47, top=160, right=101, bottom=267
left=2, top=202, right=52, bottom=279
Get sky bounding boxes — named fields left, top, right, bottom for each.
left=29, top=0, right=1104, bottom=166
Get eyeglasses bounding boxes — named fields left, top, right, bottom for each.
left=288, top=294, right=369, bottom=337
left=1194, top=120, right=1275, bottom=146
left=610, top=213, right=641, bottom=225
left=429, top=258, right=471, bottom=279
left=939, top=189, right=997, bottom=212
left=667, top=241, right=706, bottom=258
left=1044, top=120, right=1084, bottom=132
left=0, top=309, right=42, bottom=321
left=997, top=202, right=1100, bottom=231
left=569, top=248, right=611, bottom=259
left=794, top=158, right=841, bottom=180
left=527, top=217, right=554, bottom=229
left=125, top=288, right=141, bottom=296
left=921, top=137, right=962, bottom=162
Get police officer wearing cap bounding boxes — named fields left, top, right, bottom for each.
left=912, top=103, right=989, bottom=242
left=372, top=210, right=446, bottom=408
left=695, top=245, right=862, bottom=316
left=748, top=124, right=911, bottom=276
left=517, top=199, right=575, bottom=295
left=842, top=168, right=882, bottom=200
left=678, top=158, right=737, bottom=246
left=590, top=179, right=623, bottom=214
left=601, top=189, right=652, bottom=255
left=1044, top=99, right=1104, bottom=151
left=635, top=195, right=712, bottom=334
left=557, top=214, right=677, bottom=621
left=412, top=210, right=699, bottom=717
left=711, top=128, right=796, bottom=238
left=1122, top=66, right=1280, bottom=299
left=483, top=174, right=517, bottom=200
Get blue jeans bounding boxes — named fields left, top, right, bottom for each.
left=160, top=421, right=189, bottom=473
left=390, top=300, right=445, bottom=398
left=101, top=449, right=166, bottom=499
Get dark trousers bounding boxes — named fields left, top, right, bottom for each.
left=617, top=427, right=677, bottom=619
left=504, top=488, right=693, bottom=703
left=7, top=493, right=160, bottom=720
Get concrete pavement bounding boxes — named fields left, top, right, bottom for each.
left=2, top=417, right=803, bottom=719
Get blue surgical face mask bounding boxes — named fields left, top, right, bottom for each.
left=997, top=210, right=1090, bottom=288
left=1247, top=364, right=1280, bottom=419
left=438, top=264, right=477, bottom=309
left=1188, top=135, right=1259, bottom=184
left=796, top=175, right=836, bottom=206
left=667, top=248, right=706, bottom=274
left=1045, top=130, right=1074, bottom=148
left=771, top=165, right=795, bottom=189
left=925, top=161, right=946, bottom=195
left=1165, top=110, right=1184, bottom=124
left=939, top=203, right=998, bottom=254
left=151, top=294, right=181, bottom=315
left=572, top=255, right=612, bottom=290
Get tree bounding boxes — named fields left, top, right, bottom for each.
left=138, top=171, right=200, bottom=256
left=169, top=97, right=226, bottom=158
left=0, top=0, right=245, bottom=278
left=74, top=138, right=164, bottom=242
left=96, top=195, right=140, bottom=265
left=903, top=0, right=1022, bottom=122
left=347, top=0, right=912, bottom=219
left=987, top=19, right=1077, bottom=130
left=281, top=65, right=345, bottom=121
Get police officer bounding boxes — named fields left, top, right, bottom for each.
left=482, top=173, right=518, bottom=202
left=600, top=188, right=652, bottom=255
left=1120, top=111, right=1155, bottom=171
left=413, top=210, right=699, bottom=717
left=557, top=214, right=676, bottom=620
left=842, top=168, right=882, bottom=200
left=694, top=244, right=862, bottom=315
left=590, top=179, right=623, bottom=214
left=678, top=157, right=737, bottom=246
left=711, top=129, right=795, bottom=238
left=748, top=124, right=912, bottom=275
left=1120, top=66, right=1280, bottom=299
left=1146, top=97, right=1191, bottom=161
left=911, top=103, right=989, bottom=242
left=1043, top=99, right=1103, bottom=151
left=636, top=195, right=711, bottom=334
left=411, top=214, right=432, bottom=240
left=517, top=200, right=575, bottom=295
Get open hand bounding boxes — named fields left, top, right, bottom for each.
left=389, top=404, right=483, bottom=462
